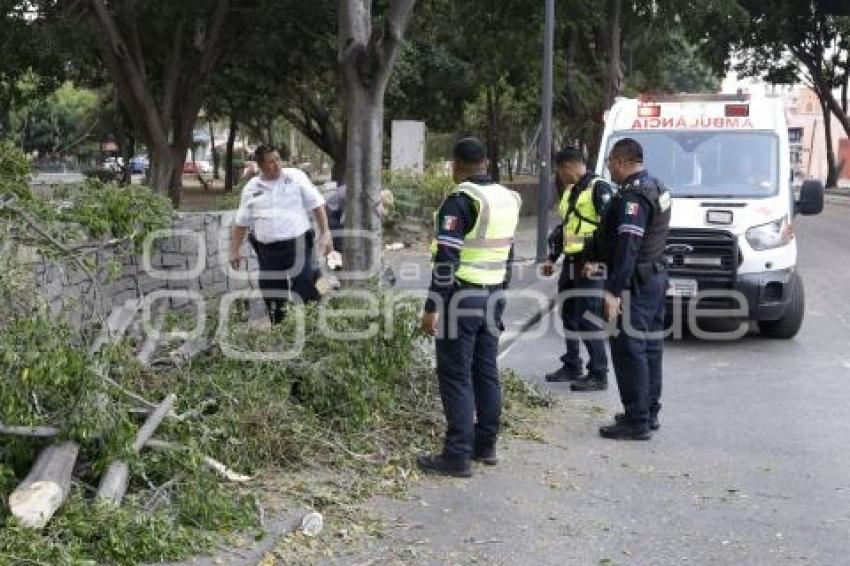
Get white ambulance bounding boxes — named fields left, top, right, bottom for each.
left=595, top=93, right=824, bottom=338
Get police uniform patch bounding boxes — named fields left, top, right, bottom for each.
left=659, top=191, right=672, bottom=212
left=626, top=202, right=639, bottom=217
left=442, top=215, right=459, bottom=231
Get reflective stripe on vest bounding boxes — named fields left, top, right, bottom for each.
left=430, top=182, right=522, bottom=285
left=559, top=177, right=602, bottom=255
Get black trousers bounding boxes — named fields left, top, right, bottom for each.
left=250, top=231, right=320, bottom=324
left=558, top=258, right=608, bottom=376
left=610, top=272, right=667, bottom=426
left=435, top=290, right=506, bottom=459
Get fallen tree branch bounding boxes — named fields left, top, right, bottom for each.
left=95, top=366, right=157, bottom=409
left=143, top=472, right=184, bottom=512
left=2, top=196, right=106, bottom=325
left=96, top=393, right=177, bottom=505
left=146, top=439, right=252, bottom=483
left=9, top=441, right=80, bottom=528
left=0, top=422, right=61, bottom=437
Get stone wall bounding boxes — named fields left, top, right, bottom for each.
left=28, top=211, right=261, bottom=329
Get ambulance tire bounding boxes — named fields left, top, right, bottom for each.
left=758, top=272, right=804, bottom=339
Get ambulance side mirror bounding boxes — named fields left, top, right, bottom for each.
left=795, top=180, right=824, bottom=216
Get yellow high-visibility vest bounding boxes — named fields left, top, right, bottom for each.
left=560, top=177, right=603, bottom=255
left=430, top=182, right=522, bottom=285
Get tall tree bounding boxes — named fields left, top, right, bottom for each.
left=338, top=0, right=415, bottom=274
left=555, top=0, right=727, bottom=158
left=722, top=0, right=850, bottom=186
left=55, top=0, right=233, bottom=205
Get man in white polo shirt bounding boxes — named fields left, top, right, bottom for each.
left=229, top=145, right=333, bottom=323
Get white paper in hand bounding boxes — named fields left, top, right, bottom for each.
left=326, top=251, right=343, bottom=270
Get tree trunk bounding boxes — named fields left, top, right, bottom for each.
left=332, top=148, right=347, bottom=183
left=822, top=83, right=850, bottom=141
left=150, top=145, right=183, bottom=206
left=486, top=85, right=501, bottom=182
left=822, top=97, right=840, bottom=188
left=604, top=0, right=622, bottom=111
left=339, top=0, right=416, bottom=277
left=224, top=113, right=238, bottom=192
left=210, top=120, right=220, bottom=180
left=266, top=116, right=275, bottom=147
left=342, top=84, right=384, bottom=275
left=9, top=441, right=79, bottom=528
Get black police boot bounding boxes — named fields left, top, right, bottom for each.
left=599, top=421, right=652, bottom=441
left=570, top=373, right=608, bottom=392
left=472, top=444, right=498, bottom=466
left=615, top=412, right=660, bottom=431
left=545, top=365, right=583, bottom=382
left=417, top=452, right=472, bottom=478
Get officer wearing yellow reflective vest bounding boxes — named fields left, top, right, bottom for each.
left=542, top=147, right=614, bottom=391
left=419, top=137, right=521, bottom=478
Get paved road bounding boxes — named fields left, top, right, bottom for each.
left=333, top=201, right=850, bottom=565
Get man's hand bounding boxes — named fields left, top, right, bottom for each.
left=421, top=311, right=439, bottom=337
left=603, top=292, right=622, bottom=322
left=317, top=231, right=333, bottom=257
left=582, top=262, right=603, bottom=278
left=229, top=251, right=243, bottom=270
left=540, top=261, right=555, bottom=277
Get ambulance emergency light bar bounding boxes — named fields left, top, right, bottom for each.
left=637, top=101, right=750, bottom=118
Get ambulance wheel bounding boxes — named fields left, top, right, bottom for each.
left=758, top=272, right=804, bottom=339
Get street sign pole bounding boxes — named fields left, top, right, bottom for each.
left=537, top=0, right=555, bottom=262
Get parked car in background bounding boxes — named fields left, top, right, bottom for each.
left=102, top=157, right=124, bottom=172
left=183, top=161, right=199, bottom=174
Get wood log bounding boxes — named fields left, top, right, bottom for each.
left=0, top=422, right=60, bottom=437
left=96, top=393, right=176, bottom=505
left=9, top=441, right=80, bottom=528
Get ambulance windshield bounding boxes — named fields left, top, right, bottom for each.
left=606, top=132, right=779, bottom=198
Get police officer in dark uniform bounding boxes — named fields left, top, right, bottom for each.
left=590, top=138, right=671, bottom=440
left=542, top=147, right=613, bottom=391
left=419, top=138, right=522, bottom=477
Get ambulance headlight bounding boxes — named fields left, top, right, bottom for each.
left=745, top=216, right=793, bottom=250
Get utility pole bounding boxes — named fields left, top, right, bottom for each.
left=536, top=0, right=555, bottom=261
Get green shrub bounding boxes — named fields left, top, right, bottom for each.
left=383, top=167, right=454, bottom=228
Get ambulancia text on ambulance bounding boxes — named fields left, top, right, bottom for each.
left=596, top=93, right=824, bottom=338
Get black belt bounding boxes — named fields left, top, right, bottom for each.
left=250, top=229, right=313, bottom=250
left=455, top=278, right=504, bottom=292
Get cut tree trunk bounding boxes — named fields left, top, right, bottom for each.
left=96, top=393, right=176, bottom=505
left=9, top=441, right=80, bottom=528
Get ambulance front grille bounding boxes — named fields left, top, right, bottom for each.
left=665, top=228, right=738, bottom=290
